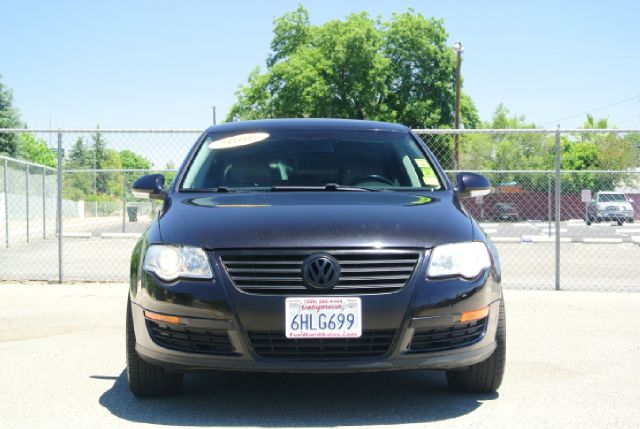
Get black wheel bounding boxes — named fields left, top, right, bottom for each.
left=617, top=220, right=623, bottom=226
left=126, top=299, right=183, bottom=397
left=446, top=299, right=506, bottom=393
left=586, top=217, right=592, bottom=225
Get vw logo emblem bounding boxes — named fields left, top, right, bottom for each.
left=302, top=254, right=341, bottom=290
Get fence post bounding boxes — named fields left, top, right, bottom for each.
left=547, top=174, right=552, bottom=237
left=3, top=159, right=8, bottom=248
left=554, top=128, right=561, bottom=291
left=25, top=165, right=30, bottom=243
left=42, top=166, right=46, bottom=239
left=57, top=131, right=63, bottom=283
left=122, top=173, right=126, bottom=233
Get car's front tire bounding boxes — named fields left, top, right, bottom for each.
left=446, top=299, right=506, bottom=393
left=126, top=299, right=183, bottom=397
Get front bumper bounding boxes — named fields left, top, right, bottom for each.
left=130, top=249, right=502, bottom=373
left=131, top=299, right=499, bottom=372
left=596, top=211, right=633, bottom=221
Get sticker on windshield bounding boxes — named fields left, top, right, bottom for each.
left=209, top=132, right=270, bottom=149
left=414, top=158, right=429, bottom=168
left=420, top=165, right=439, bottom=187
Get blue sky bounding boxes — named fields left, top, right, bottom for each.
left=2, top=0, right=640, bottom=130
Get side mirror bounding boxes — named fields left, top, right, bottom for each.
left=132, top=174, right=167, bottom=200
left=455, top=172, right=491, bottom=199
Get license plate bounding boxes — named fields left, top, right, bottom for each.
left=285, top=297, right=362, bottom=339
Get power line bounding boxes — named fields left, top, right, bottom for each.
left=516, top=49, right=636, bottom=60
left=541, top=94, right=640, bottom=126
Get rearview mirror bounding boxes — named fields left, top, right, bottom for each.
left=455, top=172, right=491, bottom=199
left=132, top=174, right=167, bottom=200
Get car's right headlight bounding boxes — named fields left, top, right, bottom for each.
left=427, top=241, right=491, bottom=279
left=143, top=244, right=213, bottom=281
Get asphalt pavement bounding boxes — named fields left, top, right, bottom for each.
left=0, top=283, right=638, bottom=428
left=479, top=219, right=640, bottom=242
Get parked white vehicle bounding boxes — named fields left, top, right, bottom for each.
left=586, top=192, right=635, bottom=225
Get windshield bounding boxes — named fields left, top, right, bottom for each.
left=598, top=194, right=626, bottom=202
left=181, top=129, right=443, bottom=191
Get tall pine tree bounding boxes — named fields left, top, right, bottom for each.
left=0, top=75, right=23, bottom=156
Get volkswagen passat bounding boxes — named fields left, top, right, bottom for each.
left=127, top=119, right=505, bottom=397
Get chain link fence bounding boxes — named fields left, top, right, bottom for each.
left=0, top=127, right=638, bottom=290
left=1, top=156, right=57, bottom=245
left=416, top=129, right=640, bottom=291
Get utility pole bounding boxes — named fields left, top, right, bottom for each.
left=212, top=106, right=217, bottom=125
left=453, top=41, right=464, bottom=170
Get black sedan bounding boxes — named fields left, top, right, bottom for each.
left=127, top=119, right=505, bottom=397
left=492, top=203, right=519, bottom=222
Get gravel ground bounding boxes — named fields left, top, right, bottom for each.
left=0, top=283, right=639, bottom=428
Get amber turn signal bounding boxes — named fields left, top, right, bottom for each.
left=460, top=306, right=489, bottom=323
left=143, top=310, right=182, bottom=325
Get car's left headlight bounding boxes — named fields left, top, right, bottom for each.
left=427, top=241, right=491, bottom=279
left=143, top=244, right=213, bottom=281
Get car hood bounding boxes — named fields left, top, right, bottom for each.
left=157, top=191, right=473, bottom=249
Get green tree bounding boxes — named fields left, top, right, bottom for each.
left=267, top=5, right=311, bottom=67
left=120, top=150, right=152, bottom=196
left=227, top=7, right=477, bottom=129
left=626, top=132, right=640, bottom=164
left=461, top=103, right=553, bottom=169
left=562, top=141, right=599, bottom=170
left=90, top=128, right=113, bottom=194
left=560, top=115, right=638, bottom=192
left=164, top=160, right=177, bottom=188
left=581, top=114, right=609, bottom=138
left=17, top=133, right=57, bottom=168
left=457, top=104, right=555, bottom=189
left=65, top=138, right=93, bottom=198
left=120, top=150, right=152, bottom=170
left=560, top=140, right=600, bottom=191
left=91, top=127, right=107, bottom=168
left=69, top=137, right=90, bottom=167
left=0, top=75, right=23, bottom=156
left=384, top=11, right=456, bottom=128
left=100, top=149, right=123, bottom=196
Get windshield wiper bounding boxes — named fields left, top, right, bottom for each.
left=270, top=183, right=382, bottom=192
left=323, top=183, right=383, bottom=192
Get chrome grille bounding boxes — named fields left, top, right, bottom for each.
left=218, top=249, right=421, bottom=294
